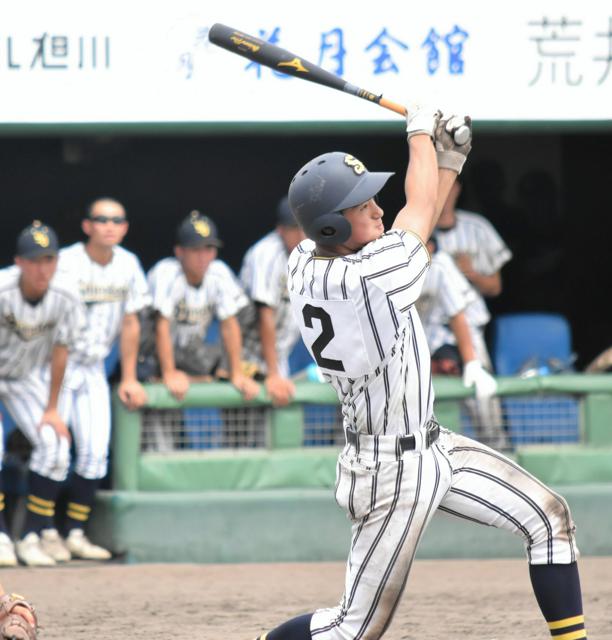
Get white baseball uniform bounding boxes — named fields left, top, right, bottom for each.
left=417, top=250, right=492, bottom=358
left=434, top=209, right=512, bottom=316
left=0, top=265, right=85, bottom=482
left=288, top=230, right=577, bottom=640
left=417, top=250, right=509, bottom=449
left=147, top=257, right=249, bottom=348
left=57, top=242, right=151, bottom=479
left=239, top=231, right=302, bottom=377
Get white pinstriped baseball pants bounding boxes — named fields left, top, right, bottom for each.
left=311, top=427, right=578, bottom=640
left=0, top=367, right=71, bottom=482
left=63, top=362, right=112, bottom=480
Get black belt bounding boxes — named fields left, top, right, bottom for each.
left=345, top=421, right=440, bottom=451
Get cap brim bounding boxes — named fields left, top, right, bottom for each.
left=334, top=171, right=394, bottom=211
left=179, top=238, right=223, bottom=249
left=17, top=248, right=58, bottom=259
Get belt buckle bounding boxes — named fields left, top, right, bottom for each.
left=345, top=429, right=358, bottom=447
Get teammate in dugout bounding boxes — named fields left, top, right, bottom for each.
left=54, top=197, right=151, bottom=562
left=254, top=108, right=587, bottom=640
left=416, top=236, right=510, bottom=451
left=0, top=222, right=85, bottom=568
left=239, top=196, right=305, bottom=406
left=144, top=211, right=259, bottom=402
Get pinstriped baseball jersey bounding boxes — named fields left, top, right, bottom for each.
left=239, top=231, right=301, bottom=376
left=434, top=209, right=512, bottom=276
left=416, top=250, right=489, bottom=354
left=288, top=230, right=433, bottom=437
left=147, top=257, right=248, bottom=349
left=57, top=242, right=150, bottom=364
left=0, top=266, right=85, bottom=380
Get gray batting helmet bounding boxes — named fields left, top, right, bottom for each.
left=288, top=152, right=394, bottom=246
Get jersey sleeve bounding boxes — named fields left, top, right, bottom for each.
left=478, top=219, right=512, bottom=273
left=148, top=262, right=177, bottom=320
left=433, top=259, right=468, bottom=319
left=242, top=245, right=282, bottom=308
left=361, top=230, right=431, bottom=313
left=212, top=262, right=249, bottom=321
left=125, top=255, right=152, bottom=314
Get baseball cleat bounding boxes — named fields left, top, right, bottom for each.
left=0, top=532, right=17, bottom=567
left=16, top=532, right=57, bottom=567
left=66, top=529, right=112, bottom=560
left=40, top=528, right=72, bottom=563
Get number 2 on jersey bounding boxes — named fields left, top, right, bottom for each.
left=302, top=304, right=345, bottom=372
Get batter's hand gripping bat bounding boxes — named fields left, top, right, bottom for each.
left=208, top=23, right=471, bottom=145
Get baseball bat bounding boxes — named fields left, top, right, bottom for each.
left=208, top=23, right=471, bottom=145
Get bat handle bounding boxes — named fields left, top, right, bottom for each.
left=380, top=97, right=471, bottom=146
left=379, top=97, right=406, bottom=116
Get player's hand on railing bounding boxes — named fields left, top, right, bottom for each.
left=118, top=378, right=149, bottom=410
left=462, top=360, right=497, bottom=400
left=39, top=407, right=71, bottom=443
left=161, top=369, right=190, bottom=402
left=265, top=373, right=296, bottom=407
left=434, top=114, right=472, bottom=174
left=231, top=372, right=260, bottom=401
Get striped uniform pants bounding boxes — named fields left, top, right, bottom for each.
left=63, top=362, right=112, bottom=480
left=311, top=427, right=577, bottom=640
left=0, top=367, right=71, bottom=482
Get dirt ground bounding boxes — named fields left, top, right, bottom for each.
left=2, top=556, right=610, bottom=639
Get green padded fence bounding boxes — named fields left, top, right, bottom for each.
left=89, top=483, right=612, bottom=562
left=112, top=375, right=612, bottom=491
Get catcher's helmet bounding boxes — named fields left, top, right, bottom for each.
left=288, top=152, right=394, bottom=246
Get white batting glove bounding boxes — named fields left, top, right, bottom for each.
left=406, top=102, right=442, bottom=140
left=434, top=115, right=472, bottom=174
left=462, top=360, right=497, bottom=400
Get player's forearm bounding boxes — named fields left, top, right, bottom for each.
left=449, top=313, right=477, bottom=364
left=155, top=316, right=177, bottom=375
left=435, top=168, right=458, bottom=223
left=392, top=136, right=438, bottom=243
left=47, top=343, right=69, bottom=410
left=220, top=316, right=243, bottom=377
left=466, top=271, right=502, bottom=297
left=258, top=306, right=280, bottom=376
left=586, top=346, right=612, bottom=373
left=120, top=313, right=140, bottom=382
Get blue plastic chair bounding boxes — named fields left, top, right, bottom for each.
left=493, top=313, right=572, bottom=376
left=492, top=313, right=579, bottom=445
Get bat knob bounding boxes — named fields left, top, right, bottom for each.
left=452, top=125, right=471, bottom=146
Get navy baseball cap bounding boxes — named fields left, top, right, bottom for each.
left=16, top=220, right=59, bottom=259
left=276, top=196, right=299, bottom=227
left=176, top=211, right=223, bottom=248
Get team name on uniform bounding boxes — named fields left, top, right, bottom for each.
left=78, top=283, right=129, bottom=304
left=0, top=313, right=56, bottom=341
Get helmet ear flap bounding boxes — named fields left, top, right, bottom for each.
left=308, top=212, right=352, bottom=246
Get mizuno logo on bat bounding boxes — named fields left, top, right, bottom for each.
left=230, top=35, right=260, bottom=53
left=278, top=58, right=309, bottom=73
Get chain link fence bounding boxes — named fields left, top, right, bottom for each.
left=138, top=392, right=581, bottom=453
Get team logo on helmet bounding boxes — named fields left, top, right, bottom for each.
left=30, top=221, right=50, bottom=248
left=344, top=155, right=366, bottom=175
left=193, top=219, right=211, bottom=238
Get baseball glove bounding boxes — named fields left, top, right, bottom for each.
left=0, top=594, right=38, bottom=640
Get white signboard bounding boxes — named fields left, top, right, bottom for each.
left=0, top=0, right=610, bottom=124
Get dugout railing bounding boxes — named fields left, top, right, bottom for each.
left=111, top=374, right=612, bottom=492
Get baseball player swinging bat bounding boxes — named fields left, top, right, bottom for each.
left=208, top=23, right=471, bottom=145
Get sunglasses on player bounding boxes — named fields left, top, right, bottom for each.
left=87, top=215, right=127, bottom=225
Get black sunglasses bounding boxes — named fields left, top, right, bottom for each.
left=88, top=215, right=127, bottom=225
